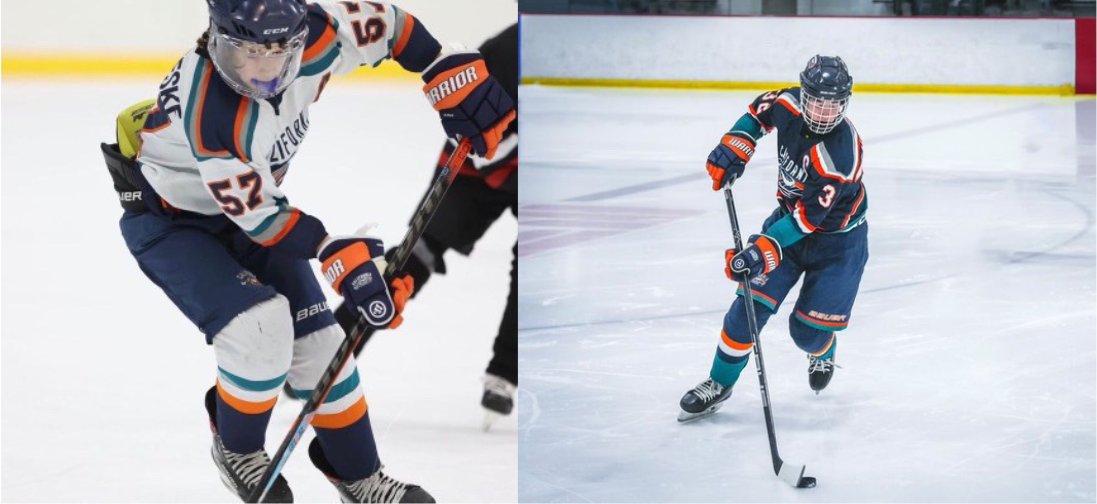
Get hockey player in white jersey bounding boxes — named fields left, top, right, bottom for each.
left=99, top=0, right=515, bottom=501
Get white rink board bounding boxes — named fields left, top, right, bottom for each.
left=520, top=15, right=1077, bottom=86
left=517, top=85, right=1097, bottom=502
left=1, top=0, right=517, bottom=54
left=0, top=80, right=517, bottom=502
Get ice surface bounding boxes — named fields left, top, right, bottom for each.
left=1, top=81, right=516, bottom=502
left=517, top=86, right=1096, bottom=502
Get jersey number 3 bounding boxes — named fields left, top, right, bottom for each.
left=208, top=172, right=263, bottom=216
left=818, top=184, right=836, bottom=208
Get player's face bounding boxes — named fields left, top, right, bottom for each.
left=209, top=27, right=308, bottom=99
left=802, top=92, right=848, bottom=134
left=804, top=97, right=842, bottom=124
left=230, top=41, right=292, bottom=87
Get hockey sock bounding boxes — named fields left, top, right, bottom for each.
left=711, top=297, right=776, bottom=387
left=789, top=316, right=835, bottom=356
left=211, top=296, right=294, bottom=453
left=215, top=384, right=278, bottom=453
left=811, top=335, right=836, bottom=360
left=288, top=325, right=380, bottom=480
left=313, top=411, right=381, bottom=481
left=710, top=329, right=752, bottom=387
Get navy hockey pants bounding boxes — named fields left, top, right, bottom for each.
left=119, top=210, right=335, bottom=343
left=710, top=208, right=868, bottom=386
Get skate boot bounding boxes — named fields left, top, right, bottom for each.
left=309, top=439, right=435, bottom=503
left=678, top=378, right=733, bottom=422
left=808, top=346, right=840, bottom=394
left=482, top=373, right=515, bottom=431
left=204, top=387, right=293, bottom=503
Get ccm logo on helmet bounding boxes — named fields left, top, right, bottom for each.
left=264, top=27, right=290, bottom=35
left=426, top=67, right=480, bottom=107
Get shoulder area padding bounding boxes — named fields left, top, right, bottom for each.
left=772, top=87, right=802, bottom=117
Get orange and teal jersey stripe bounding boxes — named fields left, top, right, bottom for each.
left=389, top=6, right=414, bottom=59
left=301, top=6, right=341, bottom=77
left=231, top=98, right=259, bottom=163
left=183, top=59, right=259, bottom=163
left=246, top=199, right=302, bottom=246
left=184, top=60, right=230, bottom=161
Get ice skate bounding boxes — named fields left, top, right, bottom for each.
left=481, top=373, right=515, bottom=431
left=309, top=439, right=434, bottom=503
left=678, top=377, right=733, bottom=422
left=205, top=388, right=292, bottom=503
left=808, top=347, right=840, bottom=394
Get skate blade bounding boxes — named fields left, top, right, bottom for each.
left=677, top=402, right=725, bottom=423
left=483, top=410, right=502, bottom=431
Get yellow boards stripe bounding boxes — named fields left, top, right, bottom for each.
left=520, top=77, right=1077, bottom=96
left=1, top=54, right=418, bottom=81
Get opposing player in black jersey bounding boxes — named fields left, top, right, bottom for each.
left=679, top=56, right=869, bottom=422
left=332, top=23, right=518, bottom=429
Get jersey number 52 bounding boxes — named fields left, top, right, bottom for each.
left=208, top=172, right=263, bottom=216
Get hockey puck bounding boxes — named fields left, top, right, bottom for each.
left=797, top=477, right=817, bottom=488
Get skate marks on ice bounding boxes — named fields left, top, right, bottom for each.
left=517, top=88, right=1096, bottom=502
left=518, top=203, right=701, bottom=258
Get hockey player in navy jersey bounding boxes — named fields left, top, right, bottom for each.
left=678, top=56, right=869, bottom=422
left=99, top=0, right=514, bottom=501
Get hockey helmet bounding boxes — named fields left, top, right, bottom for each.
left=799, top=55, right=852, bottom=135
left=206, top=0, right=309, bottom=99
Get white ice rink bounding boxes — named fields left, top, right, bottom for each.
left=1, top=81, right=517, bottom=502
left=517, top=86, right=1097, bottom=502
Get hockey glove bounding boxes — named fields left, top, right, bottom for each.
left=725, top=234, right=781, bottom=282
left=422, top=49, right=516, bottom=160
left=319, top=235, right=414, bottom=330
left=706, top=133, right=755, bottom=191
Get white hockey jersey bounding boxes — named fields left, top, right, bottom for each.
left=136, top=0, right=441, bottom=259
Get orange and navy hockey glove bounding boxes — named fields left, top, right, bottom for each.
left=319, top=235, right=415, bottom=330
left=706, top=133, right=755, bottom=191
left=725, top=234, right=781, bottom=282
left=422, top=49, right=516, bottom=160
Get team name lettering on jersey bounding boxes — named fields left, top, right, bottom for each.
left=157, top=59, right=184, bottom=119
left=425, top=66, right=479, bottom=107
left=778, top=145, right=808, bottom=184
left=269, top=110, right=310, bottom=166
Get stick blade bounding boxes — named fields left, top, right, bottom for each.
left=777, top=461, right=816, bottom=488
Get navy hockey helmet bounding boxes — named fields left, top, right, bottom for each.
left=799, top=55, right=853, bottom=135
left=206, top=0, right=309, bottom=99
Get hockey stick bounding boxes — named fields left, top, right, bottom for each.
left=723, top=185, right=817, bottom=489
left=248, top=138, right=474, bottom=503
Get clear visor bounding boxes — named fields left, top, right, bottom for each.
left=207, top=25, right=308, bottom=100
left=801, top=89, right=849, bottom=135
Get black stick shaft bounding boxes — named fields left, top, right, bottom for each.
left=723, top=186, right=784, bottom=476
left=247, top=139, right=473, bottom=503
